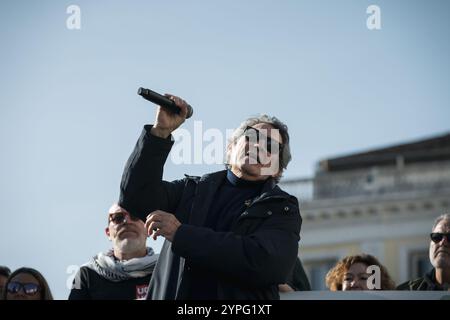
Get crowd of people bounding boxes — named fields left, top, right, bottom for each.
left=2, top=95, right=449, bottom=299
left=1, top=211, right=448, bottom=300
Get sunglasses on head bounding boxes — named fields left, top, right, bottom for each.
left=243, top=126, right=282, bottom=154
left=7, top=281, right=41, bottom=296
left=430, top=232, right=450, bottom=243
left=108, top=212, right=140, bottom=225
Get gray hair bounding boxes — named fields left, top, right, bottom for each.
left=225, top=114, right=292, bottom=183
left=432, top=213, right=450, bottom=231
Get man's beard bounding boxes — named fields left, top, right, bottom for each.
left=431, top=247, right=450, bottom=269
left=113, top=237, right=145, bottom=254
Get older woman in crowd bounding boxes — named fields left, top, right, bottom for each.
left=326, top=253, right=395, bottom=291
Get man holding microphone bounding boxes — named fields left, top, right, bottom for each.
left=118, top=92, right=301, bottom=300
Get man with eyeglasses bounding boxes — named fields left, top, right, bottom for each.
left=398, top=213, right=450, bottom=290
left=118, top=94, right=301, bottom=300
left=69, top=204, right=158, bottom=299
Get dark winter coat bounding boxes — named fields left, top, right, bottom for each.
left=119, top=125, right=302, bottom=300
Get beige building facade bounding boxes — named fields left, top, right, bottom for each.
left=281, top=133, right=450, bottom=289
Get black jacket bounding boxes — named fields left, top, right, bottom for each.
left=119, top=125, right=302, bottom=300
left=397, top=269, right=449, bottom=291
left=285, top=257, right=311, bottom=291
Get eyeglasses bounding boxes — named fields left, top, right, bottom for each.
left=430, top=232, right=450, bottom=243
left=108, top=212, right=140, bottom=225
left=243, top=126, right=283, bottom=154
left=7, top=281, right=41, bottom=296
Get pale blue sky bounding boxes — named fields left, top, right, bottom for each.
left=1, top=0, right=449, bottom=299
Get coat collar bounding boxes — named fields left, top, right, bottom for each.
left=423, top=268, right=449, bottom=290
left=188, top=171, right=225, bottom=226
left=188, top=170, right=285, bottom=226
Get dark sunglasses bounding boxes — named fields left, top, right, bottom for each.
left=243, top=126, right=283, bottom=154
left=430, top=232, right=450, bottom=243
left=7, top=281, right=41, bottom=296
left=108, top=212, right=140, bottom=225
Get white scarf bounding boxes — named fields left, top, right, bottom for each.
left=84, top=247, right=158, bottom=282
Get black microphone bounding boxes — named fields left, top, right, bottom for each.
left=137, top=87, right=193, bottom=119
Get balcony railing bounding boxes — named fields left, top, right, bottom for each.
left=279, top=178, right=314, bottom=201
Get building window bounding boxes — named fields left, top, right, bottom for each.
left=409, top=250, right=432, bottom=279
left=304, top=259, right=337, bottom=290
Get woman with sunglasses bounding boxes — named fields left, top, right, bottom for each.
left=3, top=267, right=53, bottom=300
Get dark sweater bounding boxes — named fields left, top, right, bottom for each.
left=68, top=266, right=152, bottom=300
